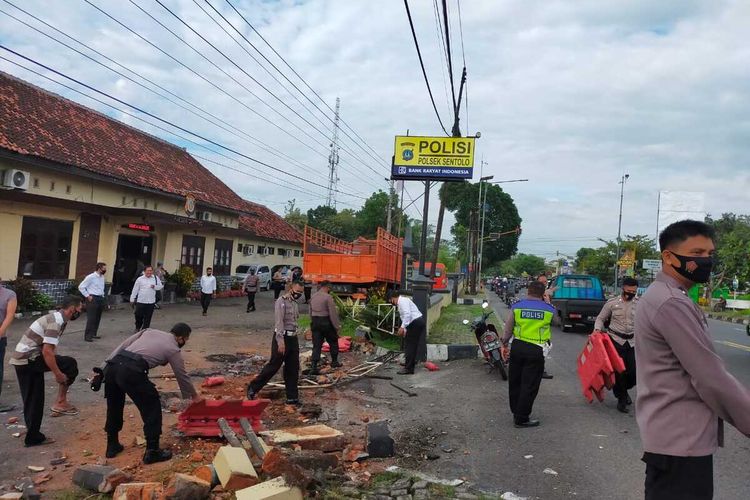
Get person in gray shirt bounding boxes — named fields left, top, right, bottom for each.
left=0, top=281, right=18, bottom=412
left=635, top=220, right=750, bottom=500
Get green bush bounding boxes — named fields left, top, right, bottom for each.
left=167, top=266, right=196, bottom=297
left=5, top=278, right=55, bottom=312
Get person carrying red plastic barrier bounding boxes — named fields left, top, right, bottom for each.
left=500, top=281, right=555, bottom=428
left=594, top=276, right=639, bottom=413
left=636, top=220, right=750, bottom=500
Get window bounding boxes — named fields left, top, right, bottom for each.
left=180, top=235, right=205, bottom=276
left=294, top=249, right=301, bottom=257
left=237, top=243, right=243, bottom=252
left=66, top=185, right=72, bottom=194
left=18, top=217, right=73, bottom=279
left=242, top=244, right=255, bottom=256
left=268, top=247, right=275, bottom=255
left=258, top=245, right=267, bottom=255
left=213, top=238, right=233, bottom=275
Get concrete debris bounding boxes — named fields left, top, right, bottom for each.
left=261, top=448, right=338, bottom=478
left=501, top=493, right=528, bottom=500
left=72, top=464, right=133, bottom=494
left=192, top=465, right=220, bottom=489
left=543, top=468, right=559, bottom=476
left=523, top=455, right=533, bottom=459
left=112, top=482, right=164, bottom=500
left=366, top=421, right=395, bottom=458
left=385, top=466, right=464, bottom=487
left=24, top=467, right=43, bottom=473
left=260, top=424, right=346, bottom=452
left=0, top=493, right=23, bottom=499
left=235, top=477, right=303, bottom=500
left=20, top=489, right=40, bottom=500
left=164, top=473, right=210, bottom=500
left=213, top=445, right=259, bottom=490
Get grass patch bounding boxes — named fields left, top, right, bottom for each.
left=368, top=470, right=404, bottom=488
left=298, top=314, right=402, bottom=351
left=53, top=489, right=108, bottom=500
left=427, top=483, right=457, bottom=498
left=428, top=303, right=487, bottom=344
left=702, top=308, right=750, bottom=319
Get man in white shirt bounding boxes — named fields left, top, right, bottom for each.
left=130, top=265, right=164, bottom=331
left=78, top=262, right=107, bottom=342
left=200, top=267, right=217, bottom=316
left=387, top=290, right=425, bottom=375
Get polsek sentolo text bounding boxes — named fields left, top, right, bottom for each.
left=418, top=140, right=472, bottom=156
left=417, top=156, right=473, bottom=166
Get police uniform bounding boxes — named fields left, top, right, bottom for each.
left=501, top=297, right=555, bottom=425
left=103, top=329, right=197, bottom=459
left=248, top=290, right=301, bottom=402
left=309, top=288, right=342, bottom=372
left=594, top=295, right=638, bottom=410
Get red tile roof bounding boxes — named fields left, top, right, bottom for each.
left=0, top=72, right=245, bottom=212
left=240, top=201, right=302, bottom=244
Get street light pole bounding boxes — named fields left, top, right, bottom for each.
left=477, top=171, right=493, bottom=287
left=614, top=173, right=630, bottom=287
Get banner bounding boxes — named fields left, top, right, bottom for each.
left=392, top=135, right=475, bottom=180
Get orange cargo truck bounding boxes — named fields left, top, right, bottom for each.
left=303, top=226, right=403, bottom=296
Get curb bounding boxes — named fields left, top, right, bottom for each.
left=706, top=313, right=750, bottom=325
left=456, top=298, right=481, bottom=305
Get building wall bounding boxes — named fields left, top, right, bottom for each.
left=232, top=236, right=303, bottom=274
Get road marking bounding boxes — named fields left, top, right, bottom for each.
left=716, top=340, right=750, bottom=352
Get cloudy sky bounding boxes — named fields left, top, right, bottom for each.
left=1, top=0, right=748, bottom=259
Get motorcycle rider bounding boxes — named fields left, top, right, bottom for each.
left=594, top=277, right=639, bottom=413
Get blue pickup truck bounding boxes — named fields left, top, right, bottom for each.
left=549, top=274, right=607, bottom=332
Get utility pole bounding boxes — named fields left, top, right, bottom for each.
left=326, top=97, right=341, bottom=208
left=386, top=178, right=395, bottom=234
left=614, top=173, right=630, bottom=287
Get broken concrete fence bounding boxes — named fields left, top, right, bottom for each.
left=235, top=477, right=304, bottom=500
left=366, top=421, right=395, bottom=458
left=213, top=445, right=260, bottom=490
left=112, top=482, right=164, bottom=500
left=72, top=464, right=133, bottom=494
left=261, top=447, right=339, bottom=477
left=260, top=424, right=346, bottom=452
left=164, top=473, right=211, bottom=500
left=192, top=464, right=220, bottom=489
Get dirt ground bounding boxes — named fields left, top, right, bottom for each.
left=0, top=293, right=395, bottom=497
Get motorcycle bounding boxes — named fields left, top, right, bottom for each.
left=463, top=301, right=508, bottom=380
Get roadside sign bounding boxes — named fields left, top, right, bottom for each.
left=392, top=135, right=475, bottom=181
left=642, top=259, right=662, bottom=271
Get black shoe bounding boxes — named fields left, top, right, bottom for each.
left=331, top=360, right=343, bottom=368
left=542, top=371, right=553, bottom=379
left=92, top=335, right=102, bottom=339
left=106, top=442, right=124, bottom=458
left=84, top=338, right=94, bottom=342
left=626, top=394, right=633, bottom=405
left=246, top=308, right=250, bottom=313
left=143, top=448, right=172, bottom=464
left=285, top=399, right=302, bottom=407
left=307, top=362, right=320, bottom=376
left=514, top=419, right=540, bottom=428
left=246, top=388, right=256, bottom=400
left=397, top=369, right=414, bottom=375
left=617, top=399, right=629, bottom=413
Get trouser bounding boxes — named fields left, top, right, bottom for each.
left=311, top=317, right=338, bottom=364
left=104, top=355, right=162, bottom=446
left=273, top=285, right=283, bottom=300
left=643, top=452, right=713, bottom=500
left=403, top=317, right=426, bottom=373
left=200, top=293, right=212, bottom=313
left=84, top=296, right=106, bottom=340
left=611, top=338, right=636, bottom=400
left=304, top=286, right=312, bottom=303
left=14, top=355, right=78, bottom=445
left=155, top=290, right=162, bottom=304
left=508, top=339, right=545, bottom=422
left=0, top=336, right=6, bottom=401
left=134, top=303, right=155, bottom=330
left=249, top=334, right=299, bottom=401
left=246, top=292, right=256, bottom=311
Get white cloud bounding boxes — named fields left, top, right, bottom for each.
left=0, top=0, right=748, bottom=256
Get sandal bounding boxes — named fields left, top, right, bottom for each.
left=50, top=406, right=79, bottom=416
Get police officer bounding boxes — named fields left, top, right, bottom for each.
left=308, top=281, right=342, bottom=375
left=500, top=281, right=555, bottom=428
left=247, top=280, right=304, bottom=405
left=594, top=276, right=639, bottom=413
left=99, top=322, right=201, bottom=463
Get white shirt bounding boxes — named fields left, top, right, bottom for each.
left=79, top=271, right=106, bottom=297
left=200, top=275, right=217, bottom=294
left=130, top=275, right=164, bottom=304
left=397, top=295, right=423, bottom=328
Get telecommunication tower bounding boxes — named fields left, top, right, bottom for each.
left=326, top=97, right=341, bottom=208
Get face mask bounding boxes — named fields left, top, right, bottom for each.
left=291, top=292, right=302, bottom=300
left=70, top=310, right=81, bottom=321
left=669, top=252, right=714, bottom=283
left=623, top=292, right=636, bottom=301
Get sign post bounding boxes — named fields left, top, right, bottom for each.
left=392, top=136, right=475, bottom=181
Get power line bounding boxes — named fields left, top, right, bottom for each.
left=403, top=0, right=449, bottom=135
left=223, top=0, right=390, bottom=170
left=432, top=0, right=453, bottom=115
left=0, top=2, right=378, bottom=190
left=441, top=0, right=457, bottom=115
left=0, top=45, right=369, bottom=199
left=456, top=0, right=469, bottom=132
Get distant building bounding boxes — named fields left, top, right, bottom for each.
left=0, top=72, right=300, bottom=301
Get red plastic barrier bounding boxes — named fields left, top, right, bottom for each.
left=202, top=376, right=225, bottom=387
left=323, top=337, right=352, bottom=353
left=177, top=399, right=269, bottom=437
left=577, top=332, right=622, bottom=403
left=424, top=361, right=440, bottom=372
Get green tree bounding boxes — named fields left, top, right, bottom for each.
left=356, top=190, right=401, bottom=238
left=283, top=199, right=307, bottom=231
left=707, top=213, right=750, bottom=289
left=442, top=181, right=522, bottom=267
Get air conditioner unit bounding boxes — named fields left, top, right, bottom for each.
left=197, top=211, right=212, bottom=221
left=261, top=247, right=269, bottom=256
left=242, top=245, right=254, bottom=256
left=2, top=169, right=30, bottom=190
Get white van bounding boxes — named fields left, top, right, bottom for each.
left=233, top=264, right=271, bottom=291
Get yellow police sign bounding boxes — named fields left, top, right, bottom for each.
left=392, top=136, right=475, bottom=180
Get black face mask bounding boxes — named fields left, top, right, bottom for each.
left=291, top=292, right=302, bottom=300
left=670, top=252, right=714, bottom=284
left=623, top=292, right=636, bottom=301
left=70, top=310, right=81, bottom=321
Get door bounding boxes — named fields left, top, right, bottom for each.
left=75, top=213, right=101, bottom=279
left=113, top=234, right=153, bottom=295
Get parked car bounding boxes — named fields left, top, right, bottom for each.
left=549, top=274, right=607, bottom=332
left=233, top=264, right=271, bottom=291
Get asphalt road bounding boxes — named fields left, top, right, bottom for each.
left=379, top=293, right=750, bottom=500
